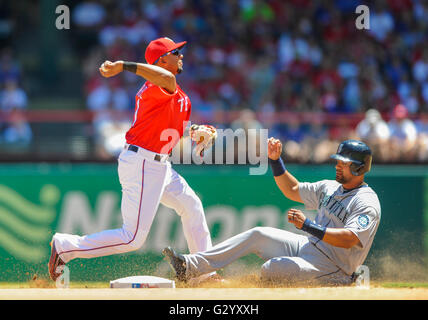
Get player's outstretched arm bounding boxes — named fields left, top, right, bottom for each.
left=99, top=60, right=176, bottom=93
left=268, top=137, right=303, bottom=203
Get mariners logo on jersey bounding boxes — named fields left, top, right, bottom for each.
left=357, top=214, right=370, bottom=229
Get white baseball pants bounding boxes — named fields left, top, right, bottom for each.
left=184, top=227, right=353, bottom=285
left=53, top=146, right=212, bottom=263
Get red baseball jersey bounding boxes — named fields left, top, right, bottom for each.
left=125, top=81, right=191, bottom=154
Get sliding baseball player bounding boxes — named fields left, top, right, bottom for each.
left=163, top=138, right=381, bottom=285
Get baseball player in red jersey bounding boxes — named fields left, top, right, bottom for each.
left=48, top=37, right=217, bottom=282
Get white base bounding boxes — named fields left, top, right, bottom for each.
left=110, top=276, right=175, bottom=288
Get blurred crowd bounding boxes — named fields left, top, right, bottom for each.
left=72, top=0, right=428, bottom=163
left=0, top=48, right=32, bottom=151
left=0, top=0, right=427, bottom=163
left=281, top=105, right=428, bottom=163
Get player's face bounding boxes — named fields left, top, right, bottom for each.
left=335, top=160, right=353, bottom=184
left=162, top=49, right=184, bottom=74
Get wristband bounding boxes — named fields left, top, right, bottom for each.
left=269, top=157, right=286, bottom=176
left=123, top=61, right=137, bottom=73
left=301, top=218, right=326, bottom=240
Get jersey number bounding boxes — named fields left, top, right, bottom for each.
left=178, top=97, right=189, bottom=112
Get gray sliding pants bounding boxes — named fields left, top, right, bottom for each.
left=183, top=227, right=352, bottom=285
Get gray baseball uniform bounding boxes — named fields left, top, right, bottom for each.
left=182, top=179, right=381, bottom=285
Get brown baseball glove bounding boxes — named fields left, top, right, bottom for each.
left=189, top=124, right=218, bottom=157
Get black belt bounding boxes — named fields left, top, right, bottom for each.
left=128, top=145, right=162, bottom=161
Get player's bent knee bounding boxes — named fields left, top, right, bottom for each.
left=248, top=227, right=271, bottom=241
left=121, top=230, right=148, bottom=252
left=125, top=240, right=143, bottom=252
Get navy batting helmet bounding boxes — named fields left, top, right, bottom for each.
left=330, top=140, right=372, bottom=176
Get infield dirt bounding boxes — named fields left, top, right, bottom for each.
left=1, top=274, right=427, bottom=300
left=0, top=286, right=427, bottom=300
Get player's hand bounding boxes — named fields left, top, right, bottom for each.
left=267, top=137, right=282, bottom=160
left=99, top=60, right=123, bottom=78
left=287, top=208, right=306, bottom=229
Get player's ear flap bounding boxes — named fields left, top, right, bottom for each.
left=364, top=155, right=372, bottom=173
left=352, top=155, right=372, bottom=176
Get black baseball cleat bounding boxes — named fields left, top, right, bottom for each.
left=48, top=239, right=66, bottom=281
left=162, top=247, right=188, bottom=282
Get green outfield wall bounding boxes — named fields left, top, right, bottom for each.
left=0, top=163, right=426, bottom=282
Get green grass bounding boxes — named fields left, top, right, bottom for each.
left=380, top=282, right=428, bottom=289
left=0, top=281, right=110, bottom=289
